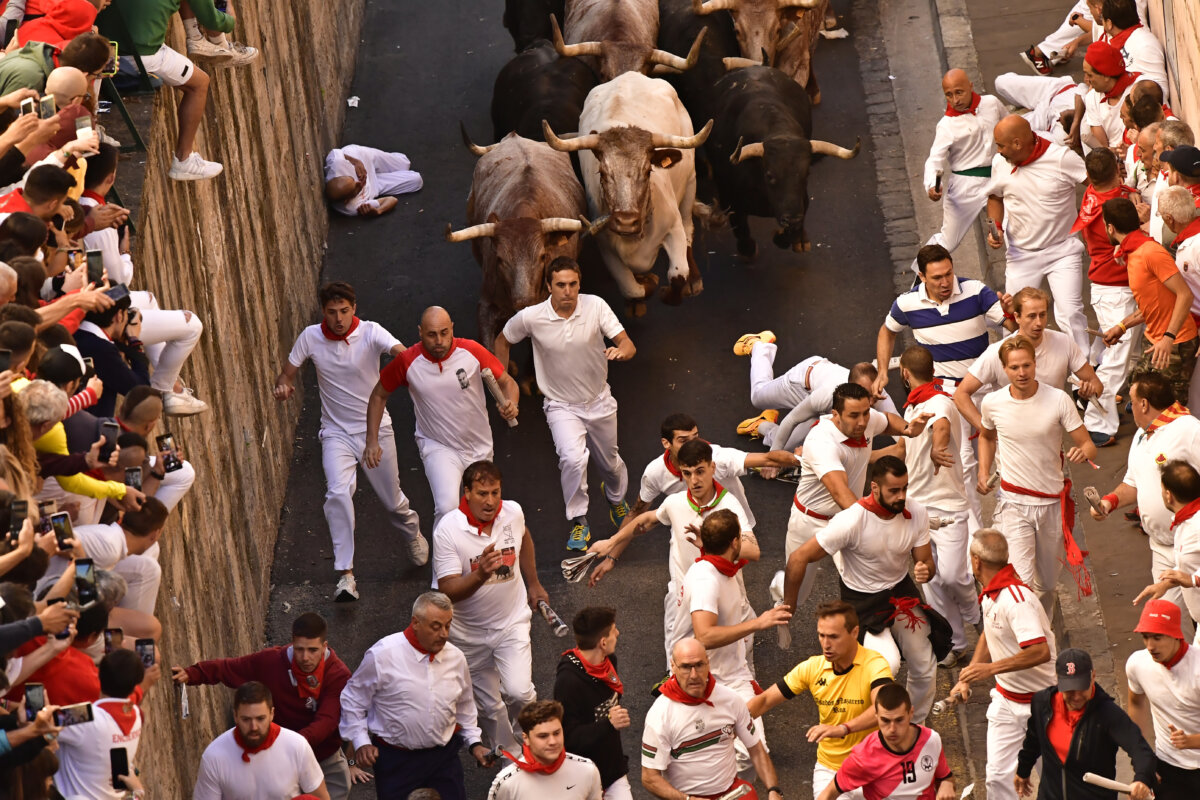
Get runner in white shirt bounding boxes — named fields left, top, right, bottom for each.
left=489, top=701, right=603, bottom=800
left=950, top=531, right=1056, bottom=800
left=896, top=346, right=978, bottom=662
left=274, top=282, right=426, bottom=602
left=641, top=639, right=783, bottom=800
left=785, top=456, right=942, bottom=721
left=194, top=682, right=330, bottom=800
left=986, top=115, right=1090, bottom=353
left=976, top=336, right=1097, bottom=614
left=1095, top=0, right=1168, bottom=101
left=993, top=73, right=1085, bottom=147
left=364, top=306, right=519, bottom=528
left=432, top=461, right=548, bottom=753
left=1134, top=460, right=1200, bottom=635
left=495, top=258, right=636, bottom=550
left=1080, top=42, right=1139, bottom=150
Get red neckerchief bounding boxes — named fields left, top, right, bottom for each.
left=904, top=382, right=950, bottom=410
left=403, top=624, right=436, bottom=662
left=420, top=339, right=458, bottom=372
left=696, top=550, right=748, bottom=577
left=458, top=496, right=500, bottom=535
left=945, top=92, right=982, bottom=117
left=659, top=674, right=716, bottom=706
left=1187, top=184, right=1200, bottom=205
left=501, top=743, right=567, bottom=774
left=95, top=699, right=138, bottom=737
left=1050, top=690, right=1089, bottom=763
left=1000, top=455, right=1092, bottom=597
left=1175, top=217, right=1200, bottom=248
left=320, top=316, right=360, bottom=342
left=290, top=647, right=328, bottom=702
left=978, top=563, right=1029, bottom=602
left=82, top=189, right=106, bottom=206
left=1171, top=498, right=1200, bottom=530
left=1102, top=70, right=1139, bottom=102
left=842, top=431, right=869, bottom=448
left=1116, top=229, right=1153, bottom=261
left=663, top=450, right=681, bottom=478
left=687, top=480, right=726, bottom=514
left=0, top=189, right=32, bottom=214
left=1010, top=136, right=1051, bottom=173
left=857, top=494, right=912, bottom=519
left=234, top=722, right=282, bottom=762
left=1072, top=183, right=1137, bottom=234
left=1163, top=641, right=1190, bottom=670
left=1106, top=23, right=1141, bottom=50
left=565, top=648, right=624, bottom=694
left=1145, top=402, right=1191, bottom=437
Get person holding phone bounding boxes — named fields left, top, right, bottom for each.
left=117, top=387, right=197, bottom=510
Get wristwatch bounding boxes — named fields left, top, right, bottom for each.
left=347, top=758, right=356, bottom=767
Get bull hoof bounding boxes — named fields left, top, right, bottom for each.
left=736, top=239, right=758, bottom=261
left=633, top=272, right=660, bottom=293
left=626, top=300, right=648, bottom=318
left=683, top=277, right=704, bottom=297
left=792, top=240, right=812, bottom=253
left=660, top=276, right=687, bottom=306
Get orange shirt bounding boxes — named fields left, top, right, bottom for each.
left=1123, top=232, right=1197, bottom=343
left=1047, top=690, right=1087, bottom=764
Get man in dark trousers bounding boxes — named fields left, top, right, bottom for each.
left=1015, top=648, right=1156, bottom=800
left=170, top=612, right=354, bottom=800
left=554, top=606, right=631, bottom=800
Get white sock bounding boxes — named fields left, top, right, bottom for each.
left=206, top=31, right=227, bottom=45
left=183, top=18, right=202, bottom=40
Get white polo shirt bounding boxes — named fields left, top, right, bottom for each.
left=1101, top=26, right=1169, bottom=100
left=488, top=753, right=603, bottom=800
left=922, top=94, right=1006, bottom=188
left=501, top=294, right=625, bottom=404
left=1122, top=415, right=1200, bottom=547
left=967, top=329, right=1087, bottom=393
left=817, top=500, right=930, bottom=593
left=656, top=488, right=752, bottom=586
left=1173, top=515, right=1200, bottom=622
left=1126, top=644, right=1200, bottom=769
left=193, top=727, right=324, bottom=800
left=981, top=578, right=1057, bottom=698
left=794, top=410, right=890, bottom=518
left=432, top=501, right=532, bottom=631
left=1174, top=232, right=1200, bottom=315
left=378, top=338, right=503, bottom=459
left=639, top=445, right=757, bottom=528
left=674, top=559, right=756, bottom=686
left=987, top=143, right=1087, bottom=251
left=980, top=384, right=1082, bottom=502
left=641, top=682, right=760, bottom=796
left=287, top=321, right=401, bottom=435
left=903, top=393, right=966, bottom=512
left=1083, top=85, right=1134, bottom=148
left=55, top=699, right=142, bottom=800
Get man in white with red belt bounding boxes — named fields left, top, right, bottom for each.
left=641, top=638, right=783, bottom=800
left=976, top=336, right=1097, bottom=615
left=986, top=115, right=1089, bottom=354
left=949, top=530, right=1056, bottom=800
left=432, top=460, right=549, bottom=753
left=496, top=257, right=636, bottom=551
left=365, top=306, right=519, bottom=530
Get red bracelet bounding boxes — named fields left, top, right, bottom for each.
left=1102, top=493, right=1119, bottom=509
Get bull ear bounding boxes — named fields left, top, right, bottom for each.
left=651, top=148, right=684, bottom=169
left=487, top=211, right=501, bottom=224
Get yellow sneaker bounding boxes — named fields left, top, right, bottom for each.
left=732, top=330, right=776, bottom=356
left=737, top=410, right=779, bottom=438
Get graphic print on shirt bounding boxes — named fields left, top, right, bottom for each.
left=670, top=725, right=734, bottom=759
left=469, top=522, right=518, bottom=582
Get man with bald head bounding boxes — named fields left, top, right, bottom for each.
left=366, top=305, right=519, bottom=528
left=986, top=115, right=1089, bottom=354
left=917, top=69, right=1006, bottom=269
left=324, top=145, right=423, bottom=217
left=275, top=281, right=427, bottom=602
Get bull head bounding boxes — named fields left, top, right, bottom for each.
left=444, top=217, right=583, bottom=243
left=449, top=215, right=583, bottom=314
left=550, top=14, right=706, bottom=80
left=696, top=0, right=820, bottom=67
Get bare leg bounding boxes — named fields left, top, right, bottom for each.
left=175, top=66, right=210, bottom=160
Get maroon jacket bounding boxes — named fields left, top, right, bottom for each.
left=184, top=645, right=350, bottom=760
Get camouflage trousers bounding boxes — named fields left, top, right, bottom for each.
left=1135, top=336, right=1199, bottom=405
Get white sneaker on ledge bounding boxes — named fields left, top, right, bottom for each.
left=162, top=388, right=209, bottom=416
left=169, top=152, right=223, bottom=181
left=186, top=36, right=232, bottom=60
left=406, top=533, right=430, bottom=567
left=224, top=41, right=259, bottom=66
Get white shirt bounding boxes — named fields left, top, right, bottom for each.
left=1122, top=415, right=1200, bottom=546
left=501, top=294, right=625, bottom=404
left=674, top=559, right=756, bottom=685
left=1150, top=170, right=1170, bottom=245
left=1172, top=515, right=1200, bottom=621
left=55, top=699, right=142, bottom=800
left=638, top=444, right=757, bottom=528
left=488, top=753, right=604, bottom=800
left=193, top=727, right=324, bottom=800
left=817, top=501, right=930, bottom=593
left=987, top=143, right=1087, bottom=251
left=287, top=321, right=401, bottom=435
left=794, top=410, right=890, bottom=517
left=1102, top=26, right=1169, bottom=101
left=923, top=94, right=1006, bottom=188
left=80, top=195, right=134, bottom=286
left=1126, top=645, right=1200, bottom=769
left=59, top=522, right=126, bottom=571
left=1083, top=85, right=1134, bottom=148
left=903, top=393, right=967, bottom=512
left=967, top=329, right=1087, bottom=393
left=1174, top=233, right=1200, bottom=315
left=640, top=682, right=760, bottom=796
left=338, top=631, right=482, bottom=750
left=432, top=501, right=532, bottom=631
left=980, top=384, right=1082, bottom=502
left=655, top=489, right=752, bottom=586
left=981, top=580, right=1057, bottom=697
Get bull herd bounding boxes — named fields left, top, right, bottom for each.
left=445, top=0, right=862, bottom=341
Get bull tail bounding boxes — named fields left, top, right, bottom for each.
left=692, top=201, right=729, bottom=231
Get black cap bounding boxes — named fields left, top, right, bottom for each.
left=35, top=345, right=84, bottom=386
left=1055, top=648, right=1093, bottom=692
left=1161, top=145, right=1200, bottom=178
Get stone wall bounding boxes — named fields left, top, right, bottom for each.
left=1147, top=1, right=1200, bottom=126
left=115, top=1, right=363, bottom=793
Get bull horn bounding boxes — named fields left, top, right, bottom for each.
left=777, top=21, right=804, bottom=51
left=730, top=138, right=765, bottom=164
left=543, top=120, right=600, bottom=152
left=650, top=119, right=713, bottom=149
left=692, top=0, right=738, bottom=13
left=540, top=217, right=584, bottom=234
left=649, top=26, right=708, bottom=71
left=444, top=222, right=497, bottom=242
left=778, top=0, right=822, bottom=7
left=551, top=14, right=602, bottom=58
left=810, top=137, right=861, bottom=159
left=579, top=214, right=611, bottom=236
left=722, top=56, right=759, bottom=71
left=459, top=122, right=497, bottom=156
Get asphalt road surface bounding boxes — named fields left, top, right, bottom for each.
left=265, top=0, right=911, bottom=797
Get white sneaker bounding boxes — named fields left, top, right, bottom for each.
left=186, top=36, right=233, bottom=61
left=406, top=533, right=430, bottom=567
left=335, top=574, right=359, bottom=602
left=224, top=41, right=259, bottom=67
left=169, top=152, right=223, bottom=181
left=162, top=388, right=209, bottom=416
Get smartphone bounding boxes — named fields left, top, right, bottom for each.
left=53, top=702, right=94, bottom=727
left=134, top=638, right=155, bottom=668
left=19, top=97, right=34, bottom=116
left=104, top=283, right=130, bottom=304
left=74, top=114, right=94, bottom=141
left=38, top=95, right=55, bottom=120
left=24, top=683, right=45, bottom=723
left=124, top=466, right=142, bottom=491
left=36, top=500, right=55, bottom=535
left=50, top=511, right=73, bottom=550
left=101, top=40, right=119, bottom=78
left=157, top=434, right=182, bottom=473
left=47, top=597, right=73, bottom=639
left=75, top=557, right=97, bottom=608
left=109, top=747, right=129, bottom=790
left=0, top=348, right=10, bottom=374
left=85, top=249, right=104, bottom=284
left=104, top=627, right=124, bottom=654
left=8, top=499, right=27, bottom=540
left=100, top=420, right=121, bottom=459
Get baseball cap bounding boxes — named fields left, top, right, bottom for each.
left=1055, top=648, right=1093, bottom=692
left=1134, top=598, right=1184, bottom=639
left=1084, top=41, right=1125, bottom=78
left=1161, top=145, right=1200, bottom=178
left=35, top=344, right=85, bottom=385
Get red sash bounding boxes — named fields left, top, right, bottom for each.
left=999, top=469, right=1092, bottom=597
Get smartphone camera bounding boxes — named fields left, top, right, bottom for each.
left=124, top=467, right=142, bottom=491
left=85, top=249, right=104, bottom=284
left=36, top=501, right=55, bottom=535
left=157, top=434, right=182, bottom=473
left=134, top=638, right=155, bottom=669
left=75, top=558, right=98, bottom=608
left=23, top=683, right=45, bottom=723
left=104, top=627, right=124, bottom=654
left=38, top=96, right=55, bottom=120
left=7, top=499, right=27, bottom=541
left=50, top=511, right=73, bottom=551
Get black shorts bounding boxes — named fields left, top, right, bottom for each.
left=1157, top=760, right=1200, bottom=800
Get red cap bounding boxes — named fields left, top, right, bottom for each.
left=1134, top=599, right=1183, bottom=639
left=1084, top=42, right=1126, bottom=78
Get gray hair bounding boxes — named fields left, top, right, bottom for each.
left=18, top=380, right=68, bottom=426
left=970, top=529, right=1008, bottom=566
left=0, top=263, right=15, bottom=295
left=1160, top=120, right=1195, bottom=150
left=1160, top=186, right=1199, bottom=225
left=412, top=591, right=452, bottom=619
left=95, top=568, right=127, bottom=610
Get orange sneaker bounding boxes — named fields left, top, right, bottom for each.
left=737, top=410, right=779, bottom=437
left=732, top=330, right=776, bottom=356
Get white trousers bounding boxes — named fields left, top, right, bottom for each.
left=925, top=508, right=979, bottom=651
left=1085, top=285, right=1140, bottom=436
left=750, top=344, right=811, bottom=410
left=361, top=148, right=423, bottom=197
left=603, top=776, right=633, bottom=800
left=785, top=506, right=830, bottom=608
left=813, top=762, right=864, bottom=800
left=451, top=623, right=536, bottom=752
left=113, top=551, right=161, bottom=616
left=1004, top=238, right=1088, bottom=355
left=863, top=607, right=937, bottom=723
left=152, top=458, right=195, bottom=510
left=130, top=290, right=203, bottom=392
left=996, top=497, right=1064, bottom=615
left=416, top=435, right=490, bottom=530
left=919, top=174, right=991, bottom=265
left=1150, top=538, right=1189, bottom=621
left=958, top=410, right=983, bottom=532
left=985, top=689, right=1034, bottom=800
left=1036, top=1, right=1089, bottom=57
left=320, top=425, right=421, bottom=571
left=544, top=386, right=628, bottom=521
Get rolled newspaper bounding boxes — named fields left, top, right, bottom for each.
left=769, top=571, right=792, bottom=651
left=481, top=367, right=517, bottom=428
left=718, top=786, right=753, bottom=800
left=537, top=600, right=570, bottom=637
left=1082, top=773, right=1136, bottom=794
left=928, top=515, right=947, bottom=530
left=987, top=472, right=1001, bottom=489
left=561, top=552, right=599, bottom=583
left=1083, top=486, right=1104, bottom=514
left=931, top=687, right=970, bottom=715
